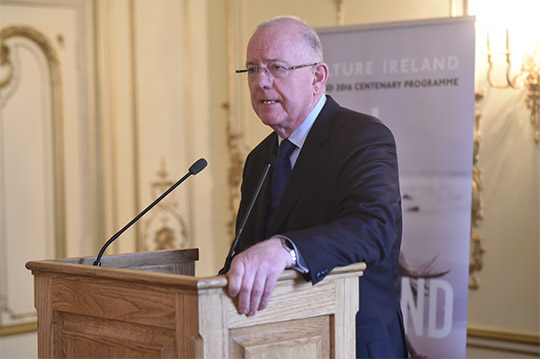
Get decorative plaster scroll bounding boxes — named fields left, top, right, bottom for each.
left=0, top=42, right=15, bottom=92
left=469, top=90, right=486, bottom=290
left=224, top=101, right=246, bottom=237
left=142, top=160, right=189, bottom=251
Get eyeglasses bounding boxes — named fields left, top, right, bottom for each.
left=236, top=62, right=318, bottom=79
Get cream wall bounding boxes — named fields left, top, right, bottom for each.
left=1, top=0, right=538, bottom=357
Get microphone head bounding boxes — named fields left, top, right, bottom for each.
left=189, top=158, right=208, bottom=175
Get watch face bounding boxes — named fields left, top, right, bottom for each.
left=288, top=248, right=297, bottom=266
left=281, top=238, right=297, bottom=266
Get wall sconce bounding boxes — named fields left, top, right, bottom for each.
left=486, top=30, right=539, bottom=142
left=471, top=0, right=540, bottom=143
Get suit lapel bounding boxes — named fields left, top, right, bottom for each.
left=268, top=96, right=341, bottom=234
left=238, top=134, right=278, bottom=248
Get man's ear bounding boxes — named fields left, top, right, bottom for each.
left=312, top=62, right=329, bottom=94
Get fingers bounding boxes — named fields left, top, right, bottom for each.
left=247, top=267, right=281, bottom=315
left=233, top=259, right=277, bottom=316
left=227, top=259, right=244, bottom=298
left=226, top=238, right=289, bottom=316
left=237, top=265, right=256, bottom=315
left=245, top=270, right=265, bottom=316
left=257, top=270, right=280, bottom=311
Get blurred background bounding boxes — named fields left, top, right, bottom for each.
left=1, top=0, right=538, bottom=357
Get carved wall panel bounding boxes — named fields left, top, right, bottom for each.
left=0, top=25, right=63, bottom=334
left=0, top=0, right=92, bottom=339
left=143, top=160, right=189, bottom=251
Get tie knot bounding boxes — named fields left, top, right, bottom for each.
left=277, top=139, right=296, bottom=160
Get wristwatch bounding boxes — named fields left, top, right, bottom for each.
left=281, top=238, right=297, bottom=267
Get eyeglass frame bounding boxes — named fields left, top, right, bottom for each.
left=235, top=62, right=319, bottom=79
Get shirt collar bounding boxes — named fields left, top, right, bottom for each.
left=278, top=94, right=327, bottom=148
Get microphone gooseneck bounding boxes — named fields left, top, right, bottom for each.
left=219, top=157, right=274, bottom=275
left=93, top=158, right=208, bottom=266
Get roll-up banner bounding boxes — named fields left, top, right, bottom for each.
left=318, top=16, right=475, bottom=358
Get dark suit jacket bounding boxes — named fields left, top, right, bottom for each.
left=234, top=96, right=407, bottom=358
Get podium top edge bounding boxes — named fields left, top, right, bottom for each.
left=26, top=253, right=365, bottom=290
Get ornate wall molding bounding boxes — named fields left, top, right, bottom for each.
left=467, top=326, right=540, bottom=357
left=0, top=25, right=66, bottom=258
left=142, top=160, right=189, bottom=251
left=334, top=0, right=346, bottom=26
left=224, top=102, right=246, bottom=237
left=0, top=25, right=65, bottom=335
left=224, top=0, right=249, bottom=239
left=469, top=90, right=486, bottom=290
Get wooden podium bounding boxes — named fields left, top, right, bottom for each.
left=26, top=249, right=365, bottom=358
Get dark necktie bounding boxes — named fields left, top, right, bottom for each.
left=266, top=139, right=296, bottom=235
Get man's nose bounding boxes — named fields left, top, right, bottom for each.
left=252, top=68, right=273, bottom=87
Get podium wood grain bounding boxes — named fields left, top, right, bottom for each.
left=26, top=249, right=365, bottom=358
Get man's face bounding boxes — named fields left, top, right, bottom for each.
left=246, top=25, right=318, bottom=136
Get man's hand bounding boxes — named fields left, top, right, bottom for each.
left=227, top=237, right=292, bottom=316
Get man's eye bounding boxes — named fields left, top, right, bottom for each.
left=270, top=65, right=285, bottom=71
left=247, top=67, right=258, bottom=73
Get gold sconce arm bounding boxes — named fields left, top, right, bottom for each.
left=525, top=70, right=539, bottom=142
left=486, top=29, right=540, bottom=143
left=486, top=30, right=525, bottom=89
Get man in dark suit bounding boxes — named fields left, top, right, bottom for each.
left=223, top=15, right=408, bottom=358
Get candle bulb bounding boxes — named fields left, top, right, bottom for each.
left=506, top=28, right=509, bottom=52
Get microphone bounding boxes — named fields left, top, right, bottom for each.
left=93, top=158, right=208, bottom=266
left=219, top=156, right=274, bottom=275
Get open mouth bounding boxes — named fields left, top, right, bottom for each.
left=262, top=100, right=278, bottom=104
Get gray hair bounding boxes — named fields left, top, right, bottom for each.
left=256, top=16, right=324, bottom=61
